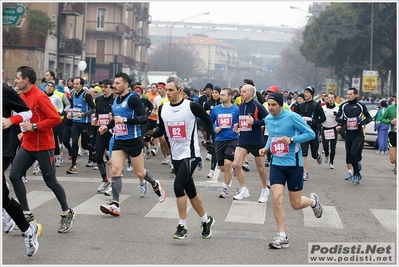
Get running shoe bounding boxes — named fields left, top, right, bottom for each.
left=100, top=201, right=120, bottom=216
left=310, top=193, right=323, bottom=218
left=78, top=148, right=83, bottom=156
left=23, top=222, right=42, bottom=257
left=173, top=224, right=188, bottom=239
left=316, top=154, right=323, bottom=165
left=151, top=147, right=158, bottom=157
left=324, top=156, right=328, bottom=163
left=146, top=149, right=152, bottom=159
left=394, top=165, right=397, bottom=175
left=242, top=162, right=250, bottom=172
left=344, top=173, right=353, bottom=181
left=170, top=165, right=175, bottom=174
left=219, top=187, right=229, bottom=198
left=206, top=153, right=212, bottom=161
left=358, top=162, right=362, bottom=172
left=66, top=165, right=77, bottom=174
left=258, top=187, right=270, bottom=203
left=264, top=159, right=270, bottom=167
left=105, top=154, right=110, bottom=163
left=139, top=181, right=148, bottom=197
left=201, top=215, right=215, bottom=239
left=161, top=157, right=170, bottom=165
left=207, top=170, right=214, bottom=179
left=126, top=165, right=133, bottom=172
left=153, top=180, right=166, bottom=203
left=3, top=209, right=16, bottom=234
left=233, top=187, right=250, bottom=200
left=58, top=209, right=76, bottom=233
left=86, top=160, right=93, bottom=167
left=104, top=186, right=112, bottom=196
left=352, top=174, right=362, bottom=185
left=24, top=212, right=35, bottom=222
left=93, top=164, right=98, bottom=170
left=97, top=181, right=110, bottom=193
left=233, top=168, right=236, bottom=177
left=55, top=157, right=62, bottom=167
left=329, top=163, right=334, bottom=169
left=197, top=157, right=203, bottom=171
left=21, top=176, right=28, bottom=184
left=269, top=234, right=289, bottom=249
left=303, top=172, right=309, bottom=181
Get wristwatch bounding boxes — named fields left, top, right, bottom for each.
left=123, top=117, right=128, bottom=123
left=290, top=137, right=294, bottom=143
left=32, top=123, right=38, bottom=131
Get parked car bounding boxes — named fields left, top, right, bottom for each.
left=337, top=108, right=379, bottom=148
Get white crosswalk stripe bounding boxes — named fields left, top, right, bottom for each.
left=370, top=209, right=396, bottom=232
left=145, top=197, right=192, bottom=219
left=225, top=201, right=267, bottom=224
left=302, top=205, right=343, bottom=229
left=73, top=194, right=130, bottom=215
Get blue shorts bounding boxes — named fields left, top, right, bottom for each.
left=269, top=165, right=304, bottom=192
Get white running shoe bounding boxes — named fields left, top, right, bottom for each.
left=3, top=209, right=16, bottom=234
left=153, top=180, right=166, bottom=203
left=161, top=157, right=170, bottom=165
left=207, top=170, right=214, bottom=179
left=126, top=165, right=133, bottom=172
left=233, top=187, right=250, bottom=200
left=329, top=163, right=334, bottom=169
left=206, top=153, right=212, bottom=161
left=139, top=181, right=148, bottom=197
left=258, top=187, right=270, bottom=203
left=97, top=181, right=110, bottom=193
left=104, top=186, right=112, bottom=196
left=146, top=149, right=152, bottom=160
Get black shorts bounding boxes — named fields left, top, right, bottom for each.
left=388, top=132, right=397, bottom=147
left=112, top=137, right=144, bottom=157
left=270, top=165, right=304, bottom=192
left=147, top=119, right=157, bottom=131
left=215, top=139, right=238, bottom=166
left=236, top=143, right=263, bottom=157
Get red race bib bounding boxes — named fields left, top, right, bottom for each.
left=239, top=115, right=252, bottom=131
left=167, top=121, right=187, bottom=141
left=218, top=114, right=232, bottom=129
left=270, top=137, right=289, bottom=157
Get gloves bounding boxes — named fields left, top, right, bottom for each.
left=142, top=133, right=153, bottom=143
left=333, top=111, right=337, bottom=116
left=205, top=141, right=214, bottom=154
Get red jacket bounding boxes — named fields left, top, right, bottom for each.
left=21, top=85, right=62, bottom=151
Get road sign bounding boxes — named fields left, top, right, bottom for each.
left=362, top=70, right=378, bottom=93
left=268, top=67, right=274, bottom=74
left=219, top=65, right=226, bottom=72
left=2, top=4, right=26, bottom=26
left=352, top=77, right=360, bottom=90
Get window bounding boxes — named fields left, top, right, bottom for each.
left=97, top=8, right=106, bottom=29
left=96, top=39, right=105, bottom=63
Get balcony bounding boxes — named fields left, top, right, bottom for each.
left=59, top=36, right=83, bottom=55
left=86, top=21, right=131, bottom=37
left=2, top=30, right=46, bottom=50
left=60, top=3, right=84, bottom=16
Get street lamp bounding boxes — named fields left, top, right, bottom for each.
left=290, top=5, right=314, bottom=21
left=167, top=12, right=210, bottom=71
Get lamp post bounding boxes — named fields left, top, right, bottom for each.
left=369, top=3, right=373, bottom=70
left=167, top=12, right=210, bottom=71
left=290, top=5, right=314, bottom=22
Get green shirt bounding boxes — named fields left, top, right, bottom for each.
left=380, top=104, right=397, bottom=132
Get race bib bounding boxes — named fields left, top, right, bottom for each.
left=167, top=121, right=187, bottom=141
left=67, top=108, right=82, bottom=120
left=218, top=114, right=233, bottom=129
left=346, top=117, right=358, bottom=130
left=114, top=123, right=128, bottom=136
left=98, top=114, right=110, bottom=127
left=239, top=115, right=252, bottom=131
left=323, top=129, right=335, bottom=140
left=270, top=137, right=289, bottom=157
left=302, top=116, right=312, bottom=122
left=19, top=122, right=27, bottom=132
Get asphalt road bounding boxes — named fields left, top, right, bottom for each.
left=2, top=139, right=397, bottom=265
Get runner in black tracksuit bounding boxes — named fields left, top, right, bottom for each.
left=335, top=88, right=372, bottom=184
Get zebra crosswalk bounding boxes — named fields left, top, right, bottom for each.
left=20, top=184, right=396, bottom=233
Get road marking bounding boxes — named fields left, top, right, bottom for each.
left=73, top=194, right=130, bottom=215
left=302, top=205, right=343, bottom=229
left=370, top=209, right=396, bottom=232
left=145, top=197, right=192, bottom=219
left=225, top=201, right=267, bottom=224
left=28, top=191, right=55, bottom=210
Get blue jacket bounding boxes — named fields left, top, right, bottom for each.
left=265, top=109, right=315, bottom=166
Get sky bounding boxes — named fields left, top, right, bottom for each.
left=148, top=1, right=315, bottom=29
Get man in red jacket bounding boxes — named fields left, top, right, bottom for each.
left=9, top=66, right=76, bottom=234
